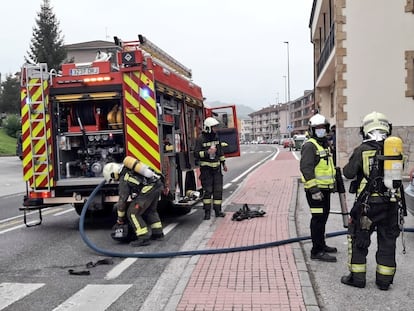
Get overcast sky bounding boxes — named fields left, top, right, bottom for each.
left=0, top=0, right=314, bottom=110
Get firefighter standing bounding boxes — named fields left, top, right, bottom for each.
left=300, top=113, right=337, bottom=262
left=341, top=112, right=402, bottom=290
left=103, top=157, right=165, bottom=247
left=195, top=117, right=228, bottom=220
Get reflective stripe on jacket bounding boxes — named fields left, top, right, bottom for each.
left=194, top=133, right=225, bottom=169
left=301, top=138, right=335, bottom=189
left=356, top=149, right=377, bottom=195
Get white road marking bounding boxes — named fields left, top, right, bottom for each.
left=52, top=284, right=131, bottom=311
left=104, top=222, right=178, bottom=280
left=0, top=208, right=52, bottom=224
left=0, top=208, right=64, bottom=234
left=104, top=257, right=137, bottom=281
left=0, top=222, right=37, bottom=234
left=53, top=208, right=75, bottom=216
left=231, top=152, right=274, bottom=183
left=223, top=183, right=232, bottom=189
left=0, top=282, right=44, bottom=310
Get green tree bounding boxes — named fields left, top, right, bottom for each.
left=0, top=74, right=20, bottom=114
left=3, top=114, right=21, bottom=138
left=26, top=0, right=67, bottom=71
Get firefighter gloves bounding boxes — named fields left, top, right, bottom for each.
left=309, top=186, right=324, bottom=201
left=311, top=191, right=324, bottom=201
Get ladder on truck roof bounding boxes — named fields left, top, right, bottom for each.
left=21, top=63, right=52, bottom=226
left=114, top=34, right=192, bottom=79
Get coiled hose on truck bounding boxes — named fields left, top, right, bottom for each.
left=79, top=180, right=414, bottom=258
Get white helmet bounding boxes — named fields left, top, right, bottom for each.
left=361, top=112, right=391, bottom=139
left=103, top=162, right=123, bottom=182
left=203, top=117, right=219, bottom=133
left=308, top=113, right=330, bottom=137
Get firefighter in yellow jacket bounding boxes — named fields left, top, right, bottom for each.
left=300, top=113, right=337, bottom=262
left=103, top=157, right=164, bottom=247
left=194, top=117, right=228, bottom=220
left=341, top=112, right=402, bottom=290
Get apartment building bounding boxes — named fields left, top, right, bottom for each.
left=310, top=0, right=414, bottom=171
left=248, top=104, right=285, bottom=143
left=248, top=91, right=316, bottom=143
left=240, top=118, right=252, bottom=143
left=291, top=90, right=317, bottom=134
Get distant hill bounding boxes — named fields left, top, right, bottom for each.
left=205, top=101, right=255, bottom=119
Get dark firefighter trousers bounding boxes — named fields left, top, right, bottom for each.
left=126, top=180, right=164, bottom=241
left=347, top=201, right=400, bottom=286
left=305, top=189, right=332, bottom=255
left=200, top=166, right=223, bottom=214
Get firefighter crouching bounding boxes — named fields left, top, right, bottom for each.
left=341, top=111, right=405, bottom=290
left=195, top=117, right=228, bottom=220
left=103, top=156, right=165, bottom=247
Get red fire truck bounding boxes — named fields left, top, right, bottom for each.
left=20, top=35, right=240, bottom=226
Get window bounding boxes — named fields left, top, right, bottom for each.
left=405, top=51, right=414, bottom=97
left=405, top=0, right=414, bottom=13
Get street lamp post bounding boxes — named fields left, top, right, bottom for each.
left=283, top=41, right=291, bottom=102
left=284, top=41, right=291, bottom=137
left=283, top=75, right=287, bottom=103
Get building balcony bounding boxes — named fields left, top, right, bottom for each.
left=317, top=24, right=335, bottom=77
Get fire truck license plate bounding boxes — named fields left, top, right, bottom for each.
left=70, top=67, right=99, bottom=76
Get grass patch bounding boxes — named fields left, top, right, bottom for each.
left=0, top=129, right=17, bottom=156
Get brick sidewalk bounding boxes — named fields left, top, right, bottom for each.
left=176, top=151, right=307, bottom=311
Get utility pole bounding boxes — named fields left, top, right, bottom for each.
left=284, top=41, right=291, bottom=102
left=283, top=75, right=287, bottom=103
left=284, top=41, right=291, bottom=138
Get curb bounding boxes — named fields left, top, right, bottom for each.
left=290, top=178, right=320, bottom=311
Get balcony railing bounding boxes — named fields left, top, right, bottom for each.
left=317, top=24, right=335, bottom=76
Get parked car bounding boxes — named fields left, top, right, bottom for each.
left=282, top=138, right=294, bottom=149
left=16, top=134, right=22, bottom=160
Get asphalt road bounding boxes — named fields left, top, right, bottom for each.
left=0, top=145, right=278, bottom=311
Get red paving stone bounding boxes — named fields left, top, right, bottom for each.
left=176, top=150, right=305, bottom=311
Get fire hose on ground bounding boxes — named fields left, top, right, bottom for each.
left=79, top=180, right=414, bottom=259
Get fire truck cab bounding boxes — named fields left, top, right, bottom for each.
left=20, top=35, right=240, bottom=225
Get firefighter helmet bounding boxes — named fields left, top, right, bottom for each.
left=103, top=162, right=123, bottom=182
left=361, top=111, right=391, bottom=138
left=308, top=113, right=330, bottom=137
left=204, top=117, right=219, bottom=133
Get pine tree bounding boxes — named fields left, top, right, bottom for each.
left=0, top=74, right=20, bottom=114
left=26, top=0, right=67, bottom=71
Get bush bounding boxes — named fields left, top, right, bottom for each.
left=3, top=114, right=21, bottom=138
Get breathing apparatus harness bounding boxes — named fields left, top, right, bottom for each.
left=350, top=139, right=407, bottom=252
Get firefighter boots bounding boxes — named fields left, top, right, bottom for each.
left=214, top=207, right=225, bottom=217
left=204, top=209, right=211, bottom=220
left=310, top=251, right=337, bottom=262
left=130, top=238, right=151, bottom=247
left=324, top=245, right=338, bottom=253
left=375, top=280, right=390, bottom=291
left=341, top=273, right=366, bottom=288
left=151, top=233, right=165, bottom=240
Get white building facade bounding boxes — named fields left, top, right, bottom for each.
left=310, top=0, right=414, bottom=172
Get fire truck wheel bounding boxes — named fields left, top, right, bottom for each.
left=74, top=203, right=90, bottom=216
left=74, top=203, right=117, bottom=222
